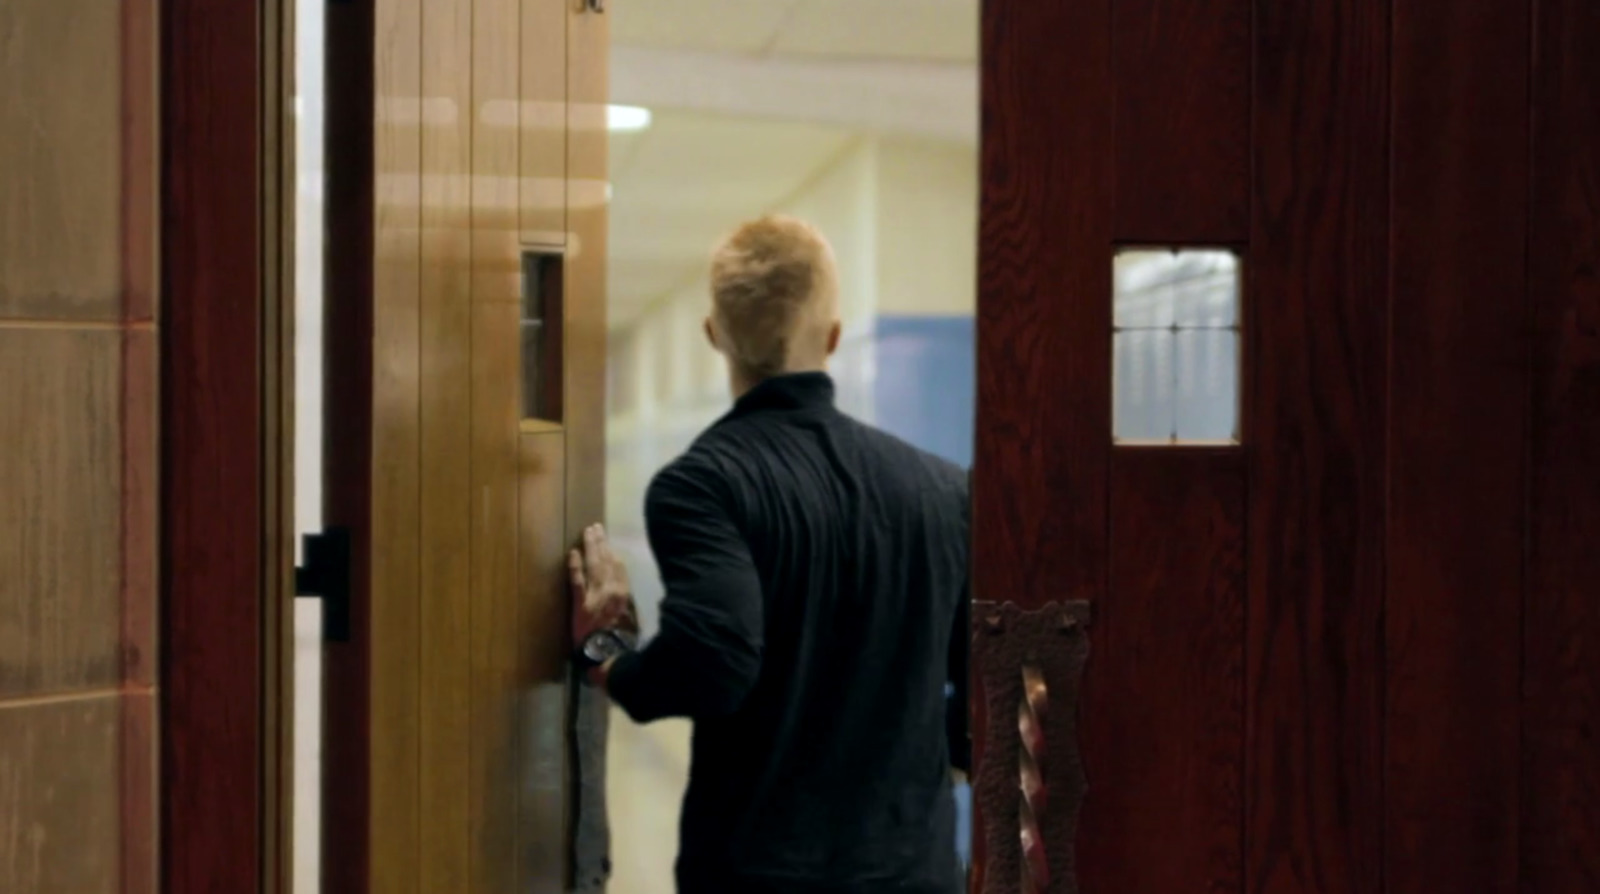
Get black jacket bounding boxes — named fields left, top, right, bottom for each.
left=607, top=372, right=970, bottom=894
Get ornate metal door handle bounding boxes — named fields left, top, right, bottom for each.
left=974, top=600, right=1092, bottom=894
left=1019, top=664, right=1050, bottom=891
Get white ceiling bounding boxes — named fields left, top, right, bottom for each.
left=611, top=0, right=978, bottom=63
left=608, top=111, right=857, bottom=319
left=606, top=0, right=978, bottom=325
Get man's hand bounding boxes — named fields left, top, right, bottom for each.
left=568, top=523, right=637, bottom=649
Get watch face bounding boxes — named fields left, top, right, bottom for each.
left=581, top=629, right=633, bottom=665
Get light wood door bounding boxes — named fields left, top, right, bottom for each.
left=320, top=0, right=606, bottom=891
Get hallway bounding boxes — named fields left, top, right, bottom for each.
left=606, top=713, right=692, bottom=894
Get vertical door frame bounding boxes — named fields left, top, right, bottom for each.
left=319, top=0, right=377, bottom=888
left=160, top=0, right=293, bottom=890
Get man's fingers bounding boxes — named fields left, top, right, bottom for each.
left=584, top=525, right=604, bottom=574
left=568, top=549, right=586, bottom=589
left=579, top=526, right=596, bottom=579
left=585, top=524, right=614, bottom=579
left=577, top=522, right=631, bottom=596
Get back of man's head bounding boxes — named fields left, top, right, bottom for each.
left=706, top=215, right=842, bottom=386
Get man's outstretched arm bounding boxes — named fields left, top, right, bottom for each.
left=586, top=464, right=764, bottom=723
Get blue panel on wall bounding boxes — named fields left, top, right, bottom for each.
left=872, top=315, right=976, bottom=468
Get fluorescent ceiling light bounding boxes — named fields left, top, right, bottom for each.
left=607, top=104, right=652, bottom=132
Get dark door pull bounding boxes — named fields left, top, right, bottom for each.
left=295, top=527, right=353, bottom=643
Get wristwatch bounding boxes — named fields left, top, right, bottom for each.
left=574, top=627, right=637, bottom=670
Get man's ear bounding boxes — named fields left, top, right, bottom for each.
left=826, top=319, right=843, bottom=356
left=703, top=317, right=720, bottom=351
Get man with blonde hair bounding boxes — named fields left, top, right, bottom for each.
left=570, top=215, right=969, bottom=893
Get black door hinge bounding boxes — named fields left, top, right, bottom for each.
left=295, top=527, right=352, bottom=643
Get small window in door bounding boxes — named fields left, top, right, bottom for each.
left=522, top=251, right=564, bottom=423
left=1112, top=248, right=1241, bottom=445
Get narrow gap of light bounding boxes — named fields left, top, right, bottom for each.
left=607, top=104, right=652, bottom=132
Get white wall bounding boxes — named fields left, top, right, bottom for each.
left=875, top=137, right=979, bottom=317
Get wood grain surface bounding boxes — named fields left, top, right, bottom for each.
left=974, top=0, right=1112, bottom=885
left=1246, top=2, right=1390, bottom=890
left=472, top=0, right=547, bottom=888
left=419, top=0, right=477, bottom=888
left=1080, top=449, right=1245, bottom=893
left=517, top=431, right=570, bottom=893
left=1112, top=0, right=1250, bottom=244
left=159, top=0, right=265, bottom=890
left=1385, top=1, right=1530, bottom=889
left=368, top=0, right=426, bottom=887
left=520, top=0, right=568, bottom=245
left=1523, top=0, right=1600, bottom=887
left=977, top=1, right=1600, bottom=892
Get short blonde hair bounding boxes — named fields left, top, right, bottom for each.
left=709, top=215, right=839, bottom=378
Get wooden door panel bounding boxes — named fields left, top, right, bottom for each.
left=1111, top=0, right=1251, bottom=244
left=564, top=0, right=610, bottom=544
left=1384, top=0, right=1530, bottom=889
left=973, top=0, right=1110, bottom=880
left=1524, top=0, right=1600, bottom=886
left=367, top=0, right=427, bottom=889
left=327, top=0, right=603, bottom=890
left=1078, top=450, right=1244, bottom=893
left=1246, top=4, right=1391, bottom=892
left=467, top=1, right=532, bottom=884
left=978, top=0, right=1594, bottom=892
left=464, top=287, right=525, bottom=893
left=977, top=0, right=1252, bottom=889
left=516, top=430, right=571, bottom=893
left=973, top=0, right=1111, bottom=616
left=1096, top=4, right=1252, bottom=883
left=521, top=0, right=569, bottom=244
left=417, top=0, right=477, bottom=888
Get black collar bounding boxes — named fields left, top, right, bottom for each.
left=729, top=372, right=837, bottom=416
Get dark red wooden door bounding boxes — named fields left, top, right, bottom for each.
left=971, top=1, right=1600, bottom=893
